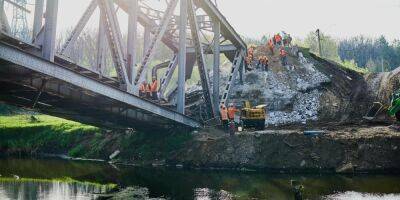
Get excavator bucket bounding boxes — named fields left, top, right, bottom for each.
left=363, top=102, right=384, bottom=120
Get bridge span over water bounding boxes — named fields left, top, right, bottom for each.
left=0, top=0, right=246, bottom=129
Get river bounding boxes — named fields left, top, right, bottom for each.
left=0, top=157, right=399, bottom=200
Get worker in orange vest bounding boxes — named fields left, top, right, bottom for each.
left=268, top=39, right=274, bottom=55
left=280, top=47, right=288, bottom=66
left=150, top=77, right=158, bottom=100
left=275, top=34, right=282, bottom=46
left=146, top=82, right=151, bottom=99
left=139, top=81, right=147, bottom=98
left=220, top=104, right=228, bottom=129
left=227, top=103, right=239, bottom=121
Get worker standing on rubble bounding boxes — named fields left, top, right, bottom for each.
left=139, top=81, right=147, bottom=98
left=275, top=34, right=282, bottom=47
left=280, top=47, right=288, bottom=66
left=150, top=77, right=158, bottom=100
left=220, top=104, right=229, bottom=129
left=263, top=56, right=269, bottom=71
left=268, top=39, right=274, bottom=55
left=227, top=103, right=239, bottom=135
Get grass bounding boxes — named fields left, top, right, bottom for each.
left=0, top=114, right=100, bottom=155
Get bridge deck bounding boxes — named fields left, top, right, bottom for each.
left=0, top=33, right=201, bottom=130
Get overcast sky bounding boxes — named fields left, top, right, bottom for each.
left=5, top=0, right=400, bottom=41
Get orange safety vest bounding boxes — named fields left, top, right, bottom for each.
left=220, top=108, right=228, bottom=120
left=280, top=49, right=287, bottom=57
left=150, top=80, right=158, bottom=92
left=139, top=84, right=146, bottom=92
left=275, top=35, right=282, bottom=42
left=268, top=39, right=274, bottom=47
left=228, top=107, right=238, bottom=119
left=146, top=84, right=151, bottom=93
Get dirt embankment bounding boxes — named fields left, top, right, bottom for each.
left=168, top=126, right=400, bottom=173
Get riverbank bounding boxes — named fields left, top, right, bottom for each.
left=1, top=114, right=400, bottom=173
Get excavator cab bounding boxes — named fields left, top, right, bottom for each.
left=240, top=101, right=267, bottom=130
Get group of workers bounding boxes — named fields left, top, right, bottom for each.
left=139, top=77, right=159, bottom=100
left=219, top=103, right=239, bottom=135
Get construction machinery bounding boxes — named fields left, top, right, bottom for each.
left=364, top=89, right=400, bottom=122
left=240, top=101, right=267, bottom=130
left=388, top=89, right=400, bottom=121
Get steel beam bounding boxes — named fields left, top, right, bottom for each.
left=213, top=19, right=220, bottom=116
left=134, top=0, right=178, bottom=87
left=177, top=0, right=188, bottom=114
left=0, top=2, right=10, bottom=33
left=159, top=54, right=178, bottom=98
left=42, top=0, right=59, bottom=62
left=188, top=0, right=215, bottom=118
left=32, top=0, right=44, bottom=41
left=99, top=0, right=129, bottom=89
left=220, top=49, right=244, bottom=106
left=127, top=0, right=138, bottom=85
left=96, top=7, right=107, bottom=77
left=143, top=26, right=151, bottom=58
left=59, top=0, right=98, bottom=56
left=0, top=42, right=201, bottom=128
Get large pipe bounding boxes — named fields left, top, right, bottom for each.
left=177, top=0, right=188, bottom=114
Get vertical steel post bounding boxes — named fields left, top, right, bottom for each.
left=127, top=0, right=138, bottom=85
left=32, top=0, right=44, bottom=40
left=42, top=0, right=58, bottom=62
left=177, top=0, right=188, bottom=114
left=96, top=8, right=107, bottom=77
left=143, top=26, right=150, bottom=59
left=213, top=19, right=220, bottom=116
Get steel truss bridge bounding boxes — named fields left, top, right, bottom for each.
left=0, top=0, right=246, bottom=130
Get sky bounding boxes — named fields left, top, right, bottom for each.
left=4, top=0, right=400, bottom=41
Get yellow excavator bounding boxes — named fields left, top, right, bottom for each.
left=240, top=101, right=267, bottom=130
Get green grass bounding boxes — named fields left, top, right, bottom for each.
left=0, top=115, right=100, bottom=155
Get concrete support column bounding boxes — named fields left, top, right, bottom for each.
left=42, top=0, right=59, bottom=62
left=177, top=0, right=188, bottom=114
left=213, top=20, right=220, bottom=116
left=32, top=0, right=44, bottom=40
left=127, top=0, right=138, bottom=85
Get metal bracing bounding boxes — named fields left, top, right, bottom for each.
left=99, top=0, right=129, bottom=89
left=42, top=0, right=58, bottom=62
left=143, top=26, right=151, bottom=57
left=212, top=19, right=220, bottom=117
left=32, top=0, right=44, bottom=40
left=159, top=54, right=178, bottom=98
left=188, top=0, right=215, bottom=118
left=220, top=49, right=244, bottom=106
left=0, top=0, right=11, bottom=33
left=133, top=0, right=178, bottom=87
left=177, top=0, right=188, bottom=114
left=96, top=7, right=107, bottom=78
left=126, top=0, right=138, bottom=85
left=0, top=42, right=201, bottom=128
left=59, top=0, right=98, bottom=56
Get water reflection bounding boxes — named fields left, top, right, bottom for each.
left=0, top=180, right=104, bottom=200
left=322, top=191, right=400, bottom=200
left=0, top=158, right=399, bottom=200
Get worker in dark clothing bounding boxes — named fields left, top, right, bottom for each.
left=262, top=56, right=269, bottom=71
left=280, top=47, right=288, bottom=66
left=268, top=39, right=274, bottom=55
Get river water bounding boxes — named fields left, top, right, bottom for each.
left=0, top=157, right=399, bottom=200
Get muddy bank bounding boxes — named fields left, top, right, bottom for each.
left=168, top=126, right=400, bottom=173
left=2, top=121, right=400, bottom=173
